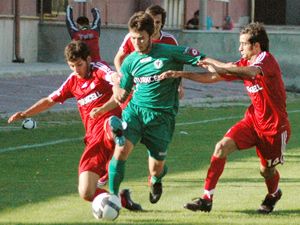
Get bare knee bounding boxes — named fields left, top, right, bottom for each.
left=213, top=137, right=237, bottom=158
left=78, top=185, right=95, bottom=201
left=260, top=166, right=276, bottom=179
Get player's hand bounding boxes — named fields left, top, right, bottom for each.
left=197, top=60, right=221, bottom=73
left=159, top=70, right=181, bottom=80
left=113, top=85, right=129, bottom=104
left=91, top=8, right=100, bottom=13
left=8, top=112, right=25, bottom=124
left=111, top=72, right=121, bottom=85
left=90, top=107, right=103, bottom=119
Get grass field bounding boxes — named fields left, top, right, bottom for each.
left=0, top=96, right=299, bottom=225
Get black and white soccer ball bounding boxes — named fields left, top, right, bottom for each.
left=22, top=118, right=37, bottom=129
left=92, top=193, right=121, bottom=221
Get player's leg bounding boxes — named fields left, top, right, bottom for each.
left=256, top=129, right=290, bottom=214
left=78, top=170, right=106, bottom=201
left=108, top=140, right=133, bottom=195
left=101, top=115, right=143, bottom=211
left=97, top=115, right=126, bottom=187
left=142, top=110, right=174, bottom=204
left=148, top=157, right=168, bottom=204
left=78, top=140, right=110, bottom=202
left=257, top=165, right=282, bottom=214
left=108, top=104, right=141, bottom=196
left=184, top=137, right=237, bottom=212
left=184, top=119, right=255, bottom=212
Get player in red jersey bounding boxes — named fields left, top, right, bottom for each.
left=114, top=5, right=178, bottom=73
left=160, top=22, right=291, bottom=214
left=66, top=5, right=101, bottom=62
left=7, top=41, right=142, bottom=212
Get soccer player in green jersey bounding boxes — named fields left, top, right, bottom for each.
left=108, top=11, right=206, bottom=206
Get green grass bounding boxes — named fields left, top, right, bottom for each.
left=0, top=98, right=299, bottom=225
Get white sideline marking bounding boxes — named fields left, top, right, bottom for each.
left=0, top=137, right=82, bottom=154
left=1, top=109, right=299, bottom=154
left=176, top=115, right=241, bottom=126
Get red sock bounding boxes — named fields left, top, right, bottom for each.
left=84, top=188, right=107, bottom=202
left=265, top=170, right=280, bottom=195
left=203, top=155, right=226, bottom=199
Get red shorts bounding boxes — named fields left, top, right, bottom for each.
left=225, top=117, right=291, bottom=168
left=78, top=115, right=116, bottom=177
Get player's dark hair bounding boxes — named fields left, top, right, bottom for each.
left=240, top=22, right=269, bottom=51
left=76, top=16, right=89, bottom=26
left=128, top=11, right=154, bottom=37
left=64, top=40, right=90, bottom=62
left=145, top=5, right=166, bottom=29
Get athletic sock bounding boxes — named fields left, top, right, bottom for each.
left=82, top=188, right=107, bottom=202
left=203, top=155, right=226, bottom=199
left=108, top=156, right=126, bottom=195
left=150, top=164, right=168, bottom=184
left=265, top=170, right=280, bottom=195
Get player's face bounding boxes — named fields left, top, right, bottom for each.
left=151, top=14, right=163, bottom=37
left=67, top=57, right=90, bottom=78
left=239, top=34, right=257, bottom=60
left=129, top=30, right=152, bottom=54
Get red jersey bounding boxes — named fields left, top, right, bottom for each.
left=49, top=62, right=121, bottom=139
left=226, top=51, right=289, bottom=136
left=71, top=30, right=101, bottom=62
left=66, top=7, right=101, bottom=62
left=119, top=31, right=178, bottom=54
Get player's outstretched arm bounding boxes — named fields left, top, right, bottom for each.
left=90, top=96, right=119, bottom=119
left=198, top=57, right=235, bottom=71
left=7, top=97, right=56, bottom=123
left=66, top=5, right=78, bottom=37
left=91, top=8, right=101, bottom=34
left=214, top=65, right=261, bottom=78
left=159, top=70, right=224, bottom=83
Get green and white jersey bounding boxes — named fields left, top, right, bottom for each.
left=120, top=43, right=205, bottom=111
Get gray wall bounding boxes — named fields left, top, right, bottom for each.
left=38, top=24, right=300, bottom=90
left=286, top=0, right=300, bottom=25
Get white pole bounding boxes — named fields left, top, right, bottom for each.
left=251, top=0, right=255, bottom=23
left=199, top=0, right=207, bottom=30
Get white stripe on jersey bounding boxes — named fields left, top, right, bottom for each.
left=91, top=62, right=114, bottom=84
left=160, top=31, right=178, bottom=45
left=250, top=51, right=266, bottom=66
left=119, top=33, right=131, bottom=50
left=49, top=73, right=75, bottom=102
left=280, top=130, right=288, bottom=164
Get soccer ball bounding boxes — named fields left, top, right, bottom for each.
left=22, top=118, right=37, bottom=129
left=92, top=192, right=121, bottom=221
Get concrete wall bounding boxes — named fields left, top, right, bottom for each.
left=0, top=18, right=14, bottom=62
left=286, top=0, right=300, bottom=25
left=37, top=24, right=300, bottom=89
left=0, top=17, right=38, bottom=63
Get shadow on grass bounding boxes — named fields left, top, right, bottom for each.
left=0, top=223, right=208, bottom=225
left=236, top=209, right=300, bottom=216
